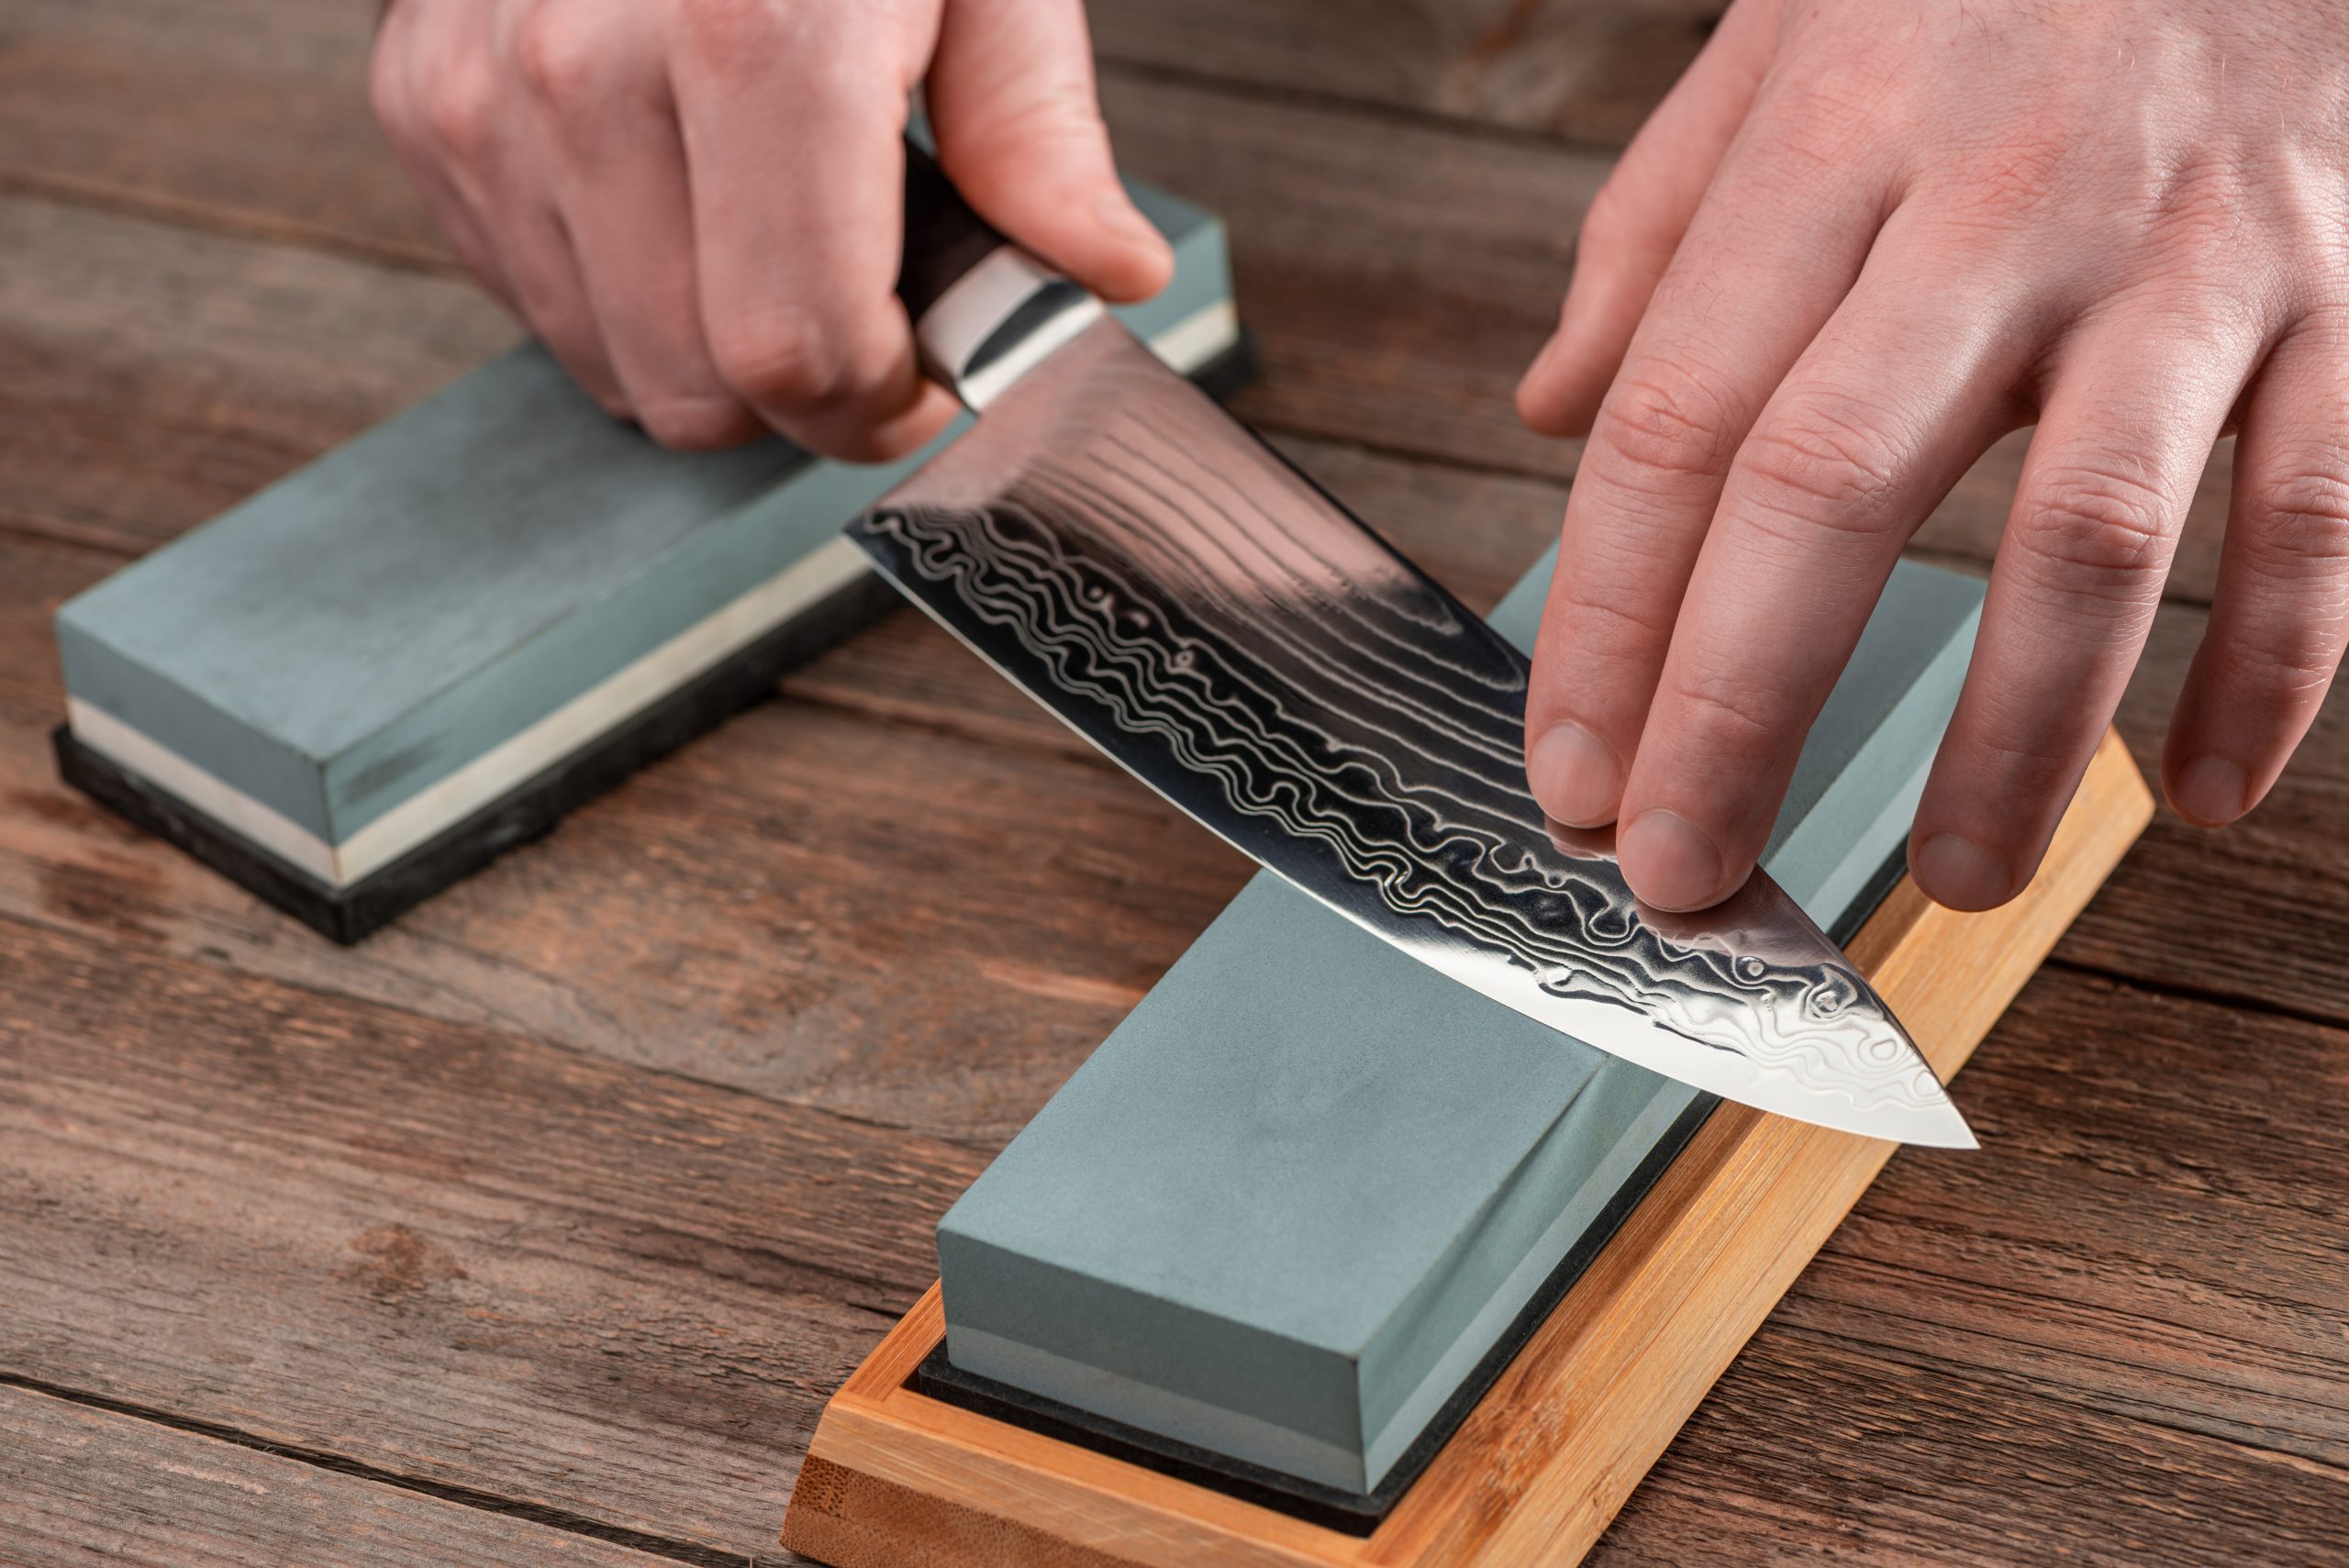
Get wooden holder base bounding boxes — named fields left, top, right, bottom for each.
left=782, top=728, right=2154, bottom=1568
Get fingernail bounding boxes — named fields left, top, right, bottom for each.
left=1619, top=809, right=1726, bottom=911
left=1913, top=832, right=2012, bottom=911
left=1527, top=721, right=1625, bottom=827
left=2171, top=754, right=2247, bottom=827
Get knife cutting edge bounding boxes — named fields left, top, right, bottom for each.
left=863, top=138, right=1976, bottom=1150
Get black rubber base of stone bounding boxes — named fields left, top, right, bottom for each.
left=911, top=836, right=1910, bottom=1536
left=53, top=333, right=1259, bottom=946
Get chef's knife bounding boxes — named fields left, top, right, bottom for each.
left=866, top=139, right=1974, bottom=1149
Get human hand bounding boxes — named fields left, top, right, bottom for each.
left=1515, top=0, right=2349, bottom=912
left=371, top=0, right=1171, bottom=460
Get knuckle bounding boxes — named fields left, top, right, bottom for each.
left=420, top=67, right=500, bottom=162
left=2210, top=617, right=2346, bottom=693
left=1664, top=670, right=1782, bottom=743
left=1756, top=83, right=1857, bottom=154
left=2013, top=461, right=2178, bottom=600
left=672, top=0, right=768, bottom=54
left=1951, top=128, right=2071, bottom=223
left=712, top=312, right=849, bottom=410
left=2147, top=150, right=2249, bottom=251
left=947, top=82, right=1105, bottom=166
left=1553, top=581, right=1675, bottom=648
left=2245, top=462, right=2349, bottom=572
left=1592, top=355, right=1742, bottom=490
left=635, top=395, right=759, bottom=451
left=1733, top=402, right=1909, bottom=538
left=513, top=2, right=607, bottom=108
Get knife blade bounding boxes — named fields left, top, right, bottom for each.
left=871, top=139, right=1974, bottom=1149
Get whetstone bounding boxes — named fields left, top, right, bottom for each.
left=779, top=723, right=2152, bottom=1568
left=52, top=178, right=1245, bottom=943
left=928, top=552, right=1982, bottom=1511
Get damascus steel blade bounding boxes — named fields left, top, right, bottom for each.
left=855, top=318, right=1974, bottom=1148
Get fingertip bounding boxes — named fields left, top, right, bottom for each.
left=1516, top=323, right=1607, bottom=438
left=1619, top=807, right=1733, bottom=912
left=1526, top=719, right=1626, bottom=827
left=2164, top=752, right=2251, bottom=828
left=1909, top=830, right=2015, bottom=912
left=1082, top=189, right=1174, bottom=303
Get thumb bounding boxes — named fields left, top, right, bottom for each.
left=925, top=0, right=1173, bottom=303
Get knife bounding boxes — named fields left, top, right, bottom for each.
left=864, top=138, right=1975, bottom=1150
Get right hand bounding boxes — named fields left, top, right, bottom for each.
left=371, top=0, right=1173, bottom=460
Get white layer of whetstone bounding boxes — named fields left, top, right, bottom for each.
left=64, top=533, right=873, bottom=887
left=937, top=553, right=1986, bottom=1496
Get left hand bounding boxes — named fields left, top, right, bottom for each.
left=1515, top=0, right=2349, bottom=912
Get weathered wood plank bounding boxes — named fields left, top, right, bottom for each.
left=1592, top=1330, right=2349, bottom=1567
left=0, top=0, right=440, bottom=260
left=0, top=194, right=513, bottom=554
left=0, top=1385, right=669, bottom=1568
left=1794, top=970, right=2349, bottom=1472
left=7, top=868, right=2343, bottom=1567
left=1091, top=0, right=1723, bottom=148
left=0, top=909, right=985, bottom=1557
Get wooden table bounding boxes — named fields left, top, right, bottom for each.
left=3, top=3, right=2343, bottom=1562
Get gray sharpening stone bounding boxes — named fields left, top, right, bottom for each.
left=934, top=551, right=1985, bottom=1512
left=54, top=180, right=1246, bottom=943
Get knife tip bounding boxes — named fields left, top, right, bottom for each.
left=1893, top=1097, right=1979, bottom=1151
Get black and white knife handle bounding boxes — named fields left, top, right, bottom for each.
left=897, top=137, right=1105, bottom=409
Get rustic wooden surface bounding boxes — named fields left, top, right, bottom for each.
left=1, top=1, right=2343, bottom=1563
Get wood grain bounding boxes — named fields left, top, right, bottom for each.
left=0, top=194, right=512, bottom=554
left=5, top=5, right=2347, bottom=1565
left=1091, top=0, right=1723, bottom=147
left=0, top=1385, right=666, bottom=1568
left=1586, top=1329, right=2349, bottom=1568
left=779, top=731, right=2184, bottom=1568
left=0, top=908, right=981, bottom=1558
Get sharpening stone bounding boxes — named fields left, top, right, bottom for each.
left=53, top=180, right=1248, bottom=943
left=930, top=551, right=1985, bottom=1524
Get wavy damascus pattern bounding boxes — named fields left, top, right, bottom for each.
left=854, top=320, right=1969, bottom=1146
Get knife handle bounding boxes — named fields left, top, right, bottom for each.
left=897, top=136, right=1104, bottom=409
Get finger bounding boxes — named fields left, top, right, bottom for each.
left=1515, top=0, right=1779, bottom=438
left=1522, top=84, right=1895, bottom=834
left=481, top=201, right=628, bottom=414
left=1911, top=299, right=2260, bottom=908
left=1612, top=222, right=2034, bottom=910
left=668, top=2, right=956, bottom=462
left=2164, top=310, right=2349, bottom=827
left=512, top=0, right=760, bottom=449
left=370, top=5, right=517, bottom=309
left=929, top=0, right=1173, bottom=304
left=396, top=2, right=623, bottom=410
